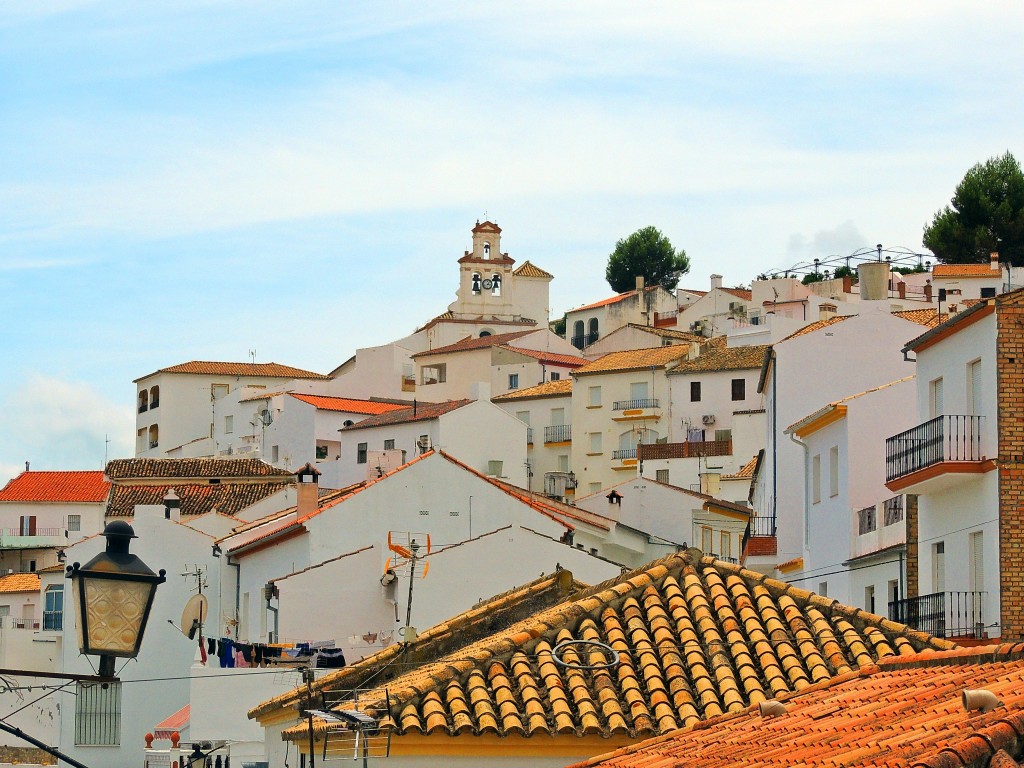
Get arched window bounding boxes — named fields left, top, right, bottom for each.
left=148, top=424, right=159, bottom=449
left=572, top=320, right=585, bottom=349
left=479, top=330, right=492, bottom=338
left=138, top=390, right=148, bottom=414
left=343, top=420, right=354, bottom=428
left=149, top=385, right=160, bottom=409
left=483, top=242, right=491, bottom=259
left=588, top=317, right=599, bottom=343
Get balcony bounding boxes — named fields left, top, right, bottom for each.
left=638, top=439, right=732, bottom=461
left=741, top=516, right=777, bottom=561
left=544, top=424, right=572, bottom=444
left=611, top=398, right=662, bottom=422
left=0, top=527, right=65, bottom=549
left=654, top=310, right=678, bottom=328
left=885, top=415, right=994, bottom=494
left=612, top=448, right=637, bottom=460
left=889, top=591, right=986, bottom=639
left=851, top=495, right=906, bottom=560
left=571, top=332, right=599, bottom=349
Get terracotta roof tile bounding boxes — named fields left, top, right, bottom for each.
left=0, top=572, right=41, bottom=594
left=492, top=379, right=573, bottom=401
left=411, top=330, right=537, bottom=358
left=106, top=481, right=291, bottom=518
left=569, top=286, right=666, bottom=314
left=574, top=345, right=692, bottom=376
left=287, top=394, right=407, bottom=415
left=781, top=315, right=853, bottom=341
left=721, top=288, right=752, bottom=301
left=893, top=308, right=943, bottom=328
left=340, top=400, right=472, bottom=430
left=722, top=455, right=759, bottom=480
left=135, top=361, right=327, bottom=382
left=623, top=323, right=704, bottom=342
left=0, top=471, right=109, bottom=503
left=105, top=458, right=292, bottom=480
left=276, top=551, right=953, bottom=744
left=512, top=261, right=554, bottom=279
left=499, top=346, right=589, bottom=367
left=573, top=647, right=1024, bottom=767
left=933, top=263, right=1002, bottom=278
left=668, top=344, right=769, bottom=375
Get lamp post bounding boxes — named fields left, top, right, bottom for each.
left=66, top=520, right=166, bottom=678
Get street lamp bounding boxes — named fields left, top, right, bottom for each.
left=66, top=520, right=166, bottom=678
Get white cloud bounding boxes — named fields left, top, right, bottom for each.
left=0, top=374, right=133, bottom=483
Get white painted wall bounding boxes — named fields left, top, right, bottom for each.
left=493, top=390, right=573, bottom=495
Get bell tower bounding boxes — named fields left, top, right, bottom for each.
left=470, top=220, right=502, bottom=260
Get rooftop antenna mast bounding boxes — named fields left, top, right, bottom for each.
left=249, top=348, right=257, bottom=365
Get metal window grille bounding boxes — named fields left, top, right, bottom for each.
left=75, top=681, right=121, bottom=745
left=883, top=495, right=904, bottom=526
left=857, top=505, right=876, bottom=535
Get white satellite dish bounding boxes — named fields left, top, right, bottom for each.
left=180, top=593, right=208, bottom=640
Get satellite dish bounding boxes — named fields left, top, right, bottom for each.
left=180, top=594, right=208, bottom=640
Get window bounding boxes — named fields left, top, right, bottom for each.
left=829, top=445, right=839, bottom=497
left=630, top=381, right=649, bottom=401
left=138, top=389, right=148, bottom=413
left=43, top=585, right=63, bottom=631
left=384, top=439, right=395, bottom=450
left=969, top=532, right=984, bottom=593
left=589, top=386, right=601, bottom=407
left=421, top=364, right=447, bottom=385
left=148, top=424, right=159, bottom=449
left=811, top=454, right=821, bottom=503
left=731, top=378, right=745, bottom=401
left=271, top=445, right=279, bottom=463
left=315, top=445, right=328, bottom=460
left=929, top=377, right=944, bottom=418
left=136, top=428, right=146, bottom=452
left=225, top=415, right=234, bottom=434
left=932, top=542, right=945, bottom=593
left=864, top=585, right=876, bottom=614
left=558, top=454, right=570, bottom=472
left=149, top=385, right=159, bottom=409
left=19, top=515, right=37, bottom=535
left=714, top=428, right=732, bottom=443
left=690, top=381, right=701, bottom=402
left=888, top=579, right=900, bottom=605
left=589, top=432, right=602, bottom=453
left=357, top=443, right=368, bottom=464
left=573, top=320, right=585, bottom=349
left=588, top=317, right=599, bottom=341
left=508, top=373, right=519, bottom=389
left=818, top=582, right=828, bottom=597
left=67, top=514, right=81, bottom=532
left=550, top=372, right=560, bottom=381
left=75, top=681, right=122, bottom=745
left=211, top=383, right=229, bottom=400
left=981, top=287, right=997, bottom=298
left=656, top=469, right=669, bottom=484
left=550, top=407, right=565, bottom=426
left=701, top=526, right=713, bottom=552
left=720, top=531, right=732, bottom=559
left=968, top=359, right=982, bottom=416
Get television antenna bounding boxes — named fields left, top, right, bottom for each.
left=384, top=532, right=431, bottom=643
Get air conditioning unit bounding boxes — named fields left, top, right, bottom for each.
left=702, top=414, right=716, bottom=425
left=690, top=320, right=704, bottom=333
left=417, top=436, right=431, bottom=451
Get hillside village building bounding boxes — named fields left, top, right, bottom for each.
left=564, top=280, right=677, bottom=351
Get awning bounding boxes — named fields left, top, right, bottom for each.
left=153, top=704, right=190, bottom=740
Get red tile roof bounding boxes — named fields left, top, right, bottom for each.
left=721, top=288, right=752, bottom=301
left=574, top=645, right=1024, bottom=768
left=340, top=400, right=472, bottom=430
left=288, top=394, right=407, bottom=415
left=105, top=458, right=292, bottom=480
left=569, top=288, right=658, bottom=314
left=0, top=471, right=109, bottom=503
left=106, top=481, right=291, bottom=518
left=933, top=263, right=1002, bottom=278
left=512, top=261, right=554, bottom=279
left=500, top=345, right=589, bottom=367
left=411, top=330, right=536, bottom=358
left=134, top=361, right=327, bottom=382
left=0, top=572, right=41, bottom=594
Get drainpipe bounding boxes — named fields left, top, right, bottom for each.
left=771, top=351, right=778, bottom=532
left=788, top=430, right=810, bottom=550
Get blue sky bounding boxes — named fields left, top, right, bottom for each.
left=1, top=1, right=1022, bottom=483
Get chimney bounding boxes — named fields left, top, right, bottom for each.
left=858, top=261, right=890, bottom=302
left=163, top=488, right=181, bottom=522
left=294, top=463, right=321, bottom=518
left=710, top=274, right=723, bottom=290
left=991, top=251, right=1000, bottom=270
left=635, top=276, right=645, bottom=292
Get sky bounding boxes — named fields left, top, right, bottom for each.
left=1, top=1, right=1022, bottom=485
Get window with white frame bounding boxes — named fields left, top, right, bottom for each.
left=589, top=432, right=602, bottom=453
left=224, top=415, right=234, bottom=434
left=508, top=373, right=519, bottom=389
left=968, top=359, right=982, bottom=416
left=67, top=514, right=81, bottom=532
left=589, top=386, right=601, bottom=407
left=929, top=377, right=944, bottom=418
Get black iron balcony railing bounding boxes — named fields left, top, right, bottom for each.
left=571, top=333, right=599, bottom=349
left=741, top=515, right=776, bottom=553
left=612, top=448, right=637, bottom=460
left=42, top=611, right=63, bottom=631
left=544, top=424, right=572, bottom=443
left=886, top=415, right=984, bottom=482
left=612, top=398, right=660, bottom=411
left=888, top=590, right=986, bottom=638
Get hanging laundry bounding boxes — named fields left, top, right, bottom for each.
left=315, top=648, right=347, bottom=669
left=218, top=638, right=235, bottom=668
left=361, top=632, right=378, bottom=645
left=198, top=636, right=207, bottom=665
left=234, top=648, right=249, bottom=668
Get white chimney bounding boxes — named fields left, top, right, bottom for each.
left=635, top=276, right=645, bottom=292
left=710, top=274, right=723, bottom=290
left=991, top=251, right=1000, bottom=270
